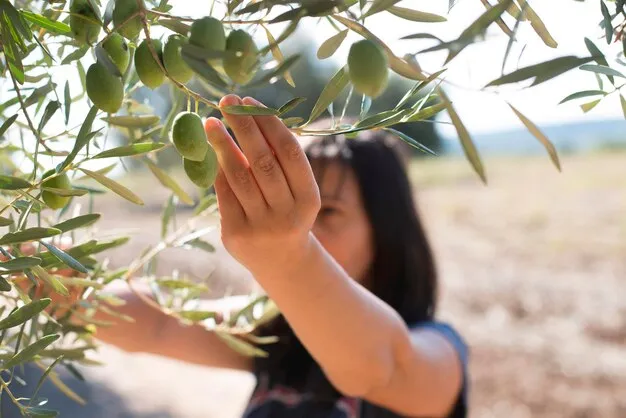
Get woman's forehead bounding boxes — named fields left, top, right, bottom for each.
left=311, top=159, right=357, bottom=201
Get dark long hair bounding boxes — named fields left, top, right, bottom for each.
left=254, top=128, right=438, bottom=401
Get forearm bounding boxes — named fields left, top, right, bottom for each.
left=253, top=233, right=410, bottom=396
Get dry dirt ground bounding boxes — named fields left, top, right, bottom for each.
left=10, top=150, right=625, bottom=418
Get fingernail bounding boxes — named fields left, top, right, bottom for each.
left=244, top=97, right=263, bottom=106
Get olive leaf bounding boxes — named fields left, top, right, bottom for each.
left=508, top=103, right=561, bottom=171
left=317, top=30, right=348, bottom=60
left=78, top=168, right=144, bottom=206
left=305, top=66, right=350, bottom=125
left=439, top=88, right=486, bottom=184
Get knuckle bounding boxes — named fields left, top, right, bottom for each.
left=233, top=167, right=253, bottom=187
left=237, top=117, right=256, bottom=135
left=253, top=153, right=278, bottom=176
left=282, top=142, right=303, bottom=162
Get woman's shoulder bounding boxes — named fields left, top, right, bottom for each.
left=408, top=319, right=467, bottom=349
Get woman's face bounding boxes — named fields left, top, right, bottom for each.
left=310, top=160, right=374, bottom=285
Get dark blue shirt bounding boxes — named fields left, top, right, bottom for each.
left=244, top=321, right=469, bottom=418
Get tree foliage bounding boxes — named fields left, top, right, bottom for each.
left=0, top=0, right=623, bottom=414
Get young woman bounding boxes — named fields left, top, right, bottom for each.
left=38, top=94, right=469, bottom=417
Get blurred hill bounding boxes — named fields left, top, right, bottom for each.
left=441, top=119, right=626, bottom=156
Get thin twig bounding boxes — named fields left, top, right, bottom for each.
left=9, top=72, right=54, bottom=154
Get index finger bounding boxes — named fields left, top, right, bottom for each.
left=240, top=97, right=316, bottom=201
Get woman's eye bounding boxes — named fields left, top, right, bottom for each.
left=318, top=207, right=338, bottom=217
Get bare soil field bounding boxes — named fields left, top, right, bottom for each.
left=11, top=150, right=625, bottom=418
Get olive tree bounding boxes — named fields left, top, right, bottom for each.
left=0, top=0, right=622, bottom=415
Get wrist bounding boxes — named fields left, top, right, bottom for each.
left=251, top=232, right=318, bottom=283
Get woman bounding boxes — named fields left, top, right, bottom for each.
left=42, top=94, right=468, bottom=417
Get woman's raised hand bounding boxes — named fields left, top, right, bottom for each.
left=206, top=95, right=321, bottom=278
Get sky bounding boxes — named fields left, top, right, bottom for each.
left=3, top=0, right=623, bottom=172
left=171, top=0, right=626, bottom=136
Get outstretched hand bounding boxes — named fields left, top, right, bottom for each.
left=207, top=95, right=321, bottom=279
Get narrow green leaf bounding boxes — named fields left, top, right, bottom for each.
left=363, top=0, right=403, bottom=18
left=53, top=213, right=101, bottom=233
left=31, top=265, right=68, bottom=296
left=383, top=128, right=436, bottom=155
left=600, top=0, right=613, bottom=44
left=620, top=94, right=626, bottom=119
left=508, top=103, right=561, bottom=171
left=0, top=217, right=13, bottom=227
left=387, top=6, right=446, bottom=22
left=400, top=33, right=444, bottom=42
left=584, top=37, right=613, bottom=84
left=221, top=105, right=279, bottom=116
left=278, top=97, right=306, bottom=115
left=37, top=101, right=60, bottom=133
left=241, top=334, right=280, bottom=345
left=145, top=159, right=194, bottom=206
left=181, top=53, right=228, bottom=89
left=306, top=66, right=350, bottom=125
left=58, top=105, right=98, bottom=172
left=61, top=45, right=89, bottom=65
left=247, top=54, right=300, bottom=88
left=486, top=56, right=593, bottom=87
left=263, top=25, right=295, bottom=87
left=24, top=83, right=57, bottom=108
left=23, top=407, right=59, bottom=418
left=30, top=355, right=65, bottom=408
left=184, top=238, right=215, bottom=252
left=580, top=99, right=601, bottom=113
left=91, top=142, right=165, bottom=159
left=317, top=30, right=348, bottom=60
left=1, top=22, right=24, bottom=84
left=0, top=228, right=61, bottom=245
left=439, top=89, right=486, bottom=183
left=580, top=64, right=626, bottom=79
left=215, top=331, right=268, bottom=358
left=40, top=241, right=88, bottom=273
left=402, top=102, right=447, bottom=122
left=282, top=117, right=304, bottom=127
left=517, top=0, right=557, bottom=48
left=559, top=90, right=607, bottom=104
left=78, top=168, right=144, bottom=205
left=193, top=194, right=217, bottom=216
left=179, top=310, right=216, bottom=322
left=394, top=69, right=446, bottom=110
left=228, top=295, right=267, bottom=326
left=41, top=187, right=87, bottom=197
left=502, top=2, right=526, bottom=74
left=102, top=115, right=160, bottom=128
left=0, top=115, right=18, bottom=138
left=421, top=0, right=513, bottom=63
left=0, top=299, right=50, bottom=332
left=45, top=369, right=86, bottom=404
left=64, top=81, right=71, bottom=125
left=156, top=17, right=190, bottom=36
left=20, top=11, right=71, bottom=35
left=354, top=109, right=412, bottom=129
left=0, top=257, right=42, bottom=273
left=0, top=175, right=32, bottom=190
left=161, top=194, right=175, bottom=238
left=157, top=278, right=207, bottom=291
left=3, top=334, right=60, bottom=369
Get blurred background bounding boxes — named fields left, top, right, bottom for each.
left=3, top=0, right=626, bottom=417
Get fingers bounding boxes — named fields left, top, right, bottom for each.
left=240, top=97, right=318, bottom=204
left=213, top=168, right=245, bottom=226
left=204, top=117, right=266, bottom=219
left=219, top=95, right=293, bottom=211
